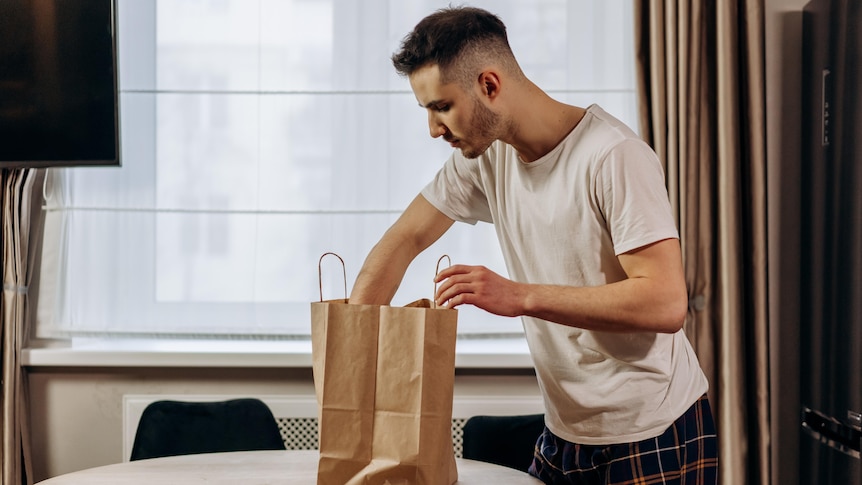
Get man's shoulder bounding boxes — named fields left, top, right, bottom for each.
left=573, top=107, right=654, bottom=162
left=580, top=105, right=640, bottom=142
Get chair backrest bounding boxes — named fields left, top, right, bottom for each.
left=461, top=413, right=545, bottom=473
left=130, top=398, right=286, bottom=461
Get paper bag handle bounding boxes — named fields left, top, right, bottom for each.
left=433, top=254, right=451, bottom=308
left=318, top=252, right=347, bottom=302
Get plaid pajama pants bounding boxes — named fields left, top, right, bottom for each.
left=528, top=394, right=718, bottom=484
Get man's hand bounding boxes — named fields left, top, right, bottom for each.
left=434, top=264, right=526, bottom=317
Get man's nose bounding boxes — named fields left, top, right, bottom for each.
left=428, top=113, right=446, bottom=138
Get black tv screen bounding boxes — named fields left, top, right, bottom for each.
left=0, top=0, right=120, bottom=168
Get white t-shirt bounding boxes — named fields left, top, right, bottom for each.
left=421, top=104, right=708, bottom=445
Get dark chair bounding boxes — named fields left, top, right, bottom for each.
left=130, top=398, right=286, bottom=461
left=461, top=413, right=545, bottom=473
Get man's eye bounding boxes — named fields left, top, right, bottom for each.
left=436, top=105, right=450, bottom=112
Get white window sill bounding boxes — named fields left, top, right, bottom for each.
left=22, top=337, right=534, bottom=369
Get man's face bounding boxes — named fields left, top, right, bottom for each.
left=409, top=64, right=501, bottom=159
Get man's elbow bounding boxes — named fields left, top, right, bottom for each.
left=657, top=293, right=688, bottom=333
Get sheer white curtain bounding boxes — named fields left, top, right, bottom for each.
left=36, top=0, right=636, bottom=339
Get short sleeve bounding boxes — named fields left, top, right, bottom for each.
left=421, top=151, right=493, bottom=225
left=595, top=138, right=679, bottom=255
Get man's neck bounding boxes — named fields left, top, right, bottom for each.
left=505, top=93, right=586, bottom=163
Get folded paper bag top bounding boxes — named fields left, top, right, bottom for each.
left=311, top=253, right=459, bottom=485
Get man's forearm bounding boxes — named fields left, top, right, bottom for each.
left=349, top=231, right=418, bottom=305
left=349, top=194, right=455, bottom=305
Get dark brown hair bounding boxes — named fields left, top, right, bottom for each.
left=391, top=6, right=520, bottom=87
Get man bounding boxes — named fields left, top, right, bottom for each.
left=349, top=6, right=717, bottom=484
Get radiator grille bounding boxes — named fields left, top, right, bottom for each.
left=277, top=417, right=319, bottom=451
left=452, top=418, right=467, bottom=458
left=276, top=417, right=469, bottom=458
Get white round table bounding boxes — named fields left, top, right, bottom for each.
left=36, top=450, right=544, bottom=484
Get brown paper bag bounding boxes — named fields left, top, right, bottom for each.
left=311, top=254, right=459, bottom=485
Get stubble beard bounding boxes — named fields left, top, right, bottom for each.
left=459, top=97, right=504, bottom=159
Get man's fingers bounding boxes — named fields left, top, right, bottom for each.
left=434, top=264, right=476, bottom=282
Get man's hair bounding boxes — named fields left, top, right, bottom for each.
left=391, top=6, right=522, bottom=88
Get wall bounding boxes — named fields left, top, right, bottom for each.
left=764, top=1, right=810, bottom=485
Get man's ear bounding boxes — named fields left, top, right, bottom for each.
left=477, top=70, right=502, bottom=100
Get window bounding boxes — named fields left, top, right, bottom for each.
left=36, top=0, right=637, bottom=340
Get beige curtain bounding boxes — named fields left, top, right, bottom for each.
left=1, top=168, right=44, bottom=485
left=634, top=1, right=769, bottom=484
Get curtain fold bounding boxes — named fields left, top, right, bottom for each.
left=634, top=1, right=769, bottom=484
left=2, top=168, right=44, bottom=485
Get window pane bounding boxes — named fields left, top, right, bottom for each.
left=37, top=0, right=636, bottom=340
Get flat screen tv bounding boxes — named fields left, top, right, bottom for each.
left=0, top=0, right=120, bottom=168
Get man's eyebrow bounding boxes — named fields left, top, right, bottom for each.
left=419, top=99, right=443, bottom=108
